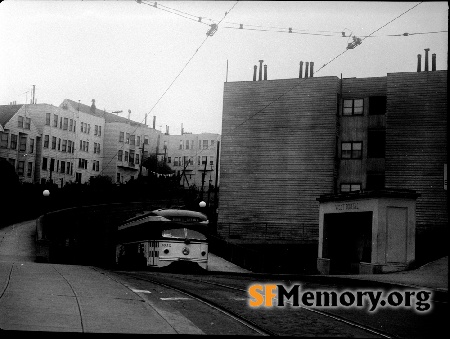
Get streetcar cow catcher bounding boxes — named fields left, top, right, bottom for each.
left=116, top=209, right=209, bottom=269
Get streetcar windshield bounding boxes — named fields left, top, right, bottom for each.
left=162, top=228, right=207, bottom=241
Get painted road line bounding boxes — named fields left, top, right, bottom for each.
left=160, top=297, right=192, bottom=301
left=131, top=289, right=152, bottom=293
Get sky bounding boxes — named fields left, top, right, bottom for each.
left=0, top=1, right=448, bottom=135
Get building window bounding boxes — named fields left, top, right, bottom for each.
left=60, top=117, right=63, bottom=129
left=66, top=162, right=71, bottom=174
left=63, top=118, right=68, bottom=130
left=368, top=129, right=386, bottom=158
left=98, top=126, right=101, bottom=136
left=0, top=132, right=8, bottom=148
left=25, top=117, right=30, bottom=130
left=167, top=157, right=171, bottom=164
left=87, top=124, right=91, bottom=134
left=179, top=140, right=183, bottom=150
left=202, top=140, right=208, bottom=149
left=42, top=157, right=48, bottom=170
left=135, top=154, right=139, bottom=165
left=53, top=114, right=58, bottom=127
left=50, top=158, right=55, bottom=172
left=18, top=161, right=25, bottom=176
left=19, top=135, right=27, bottom=152
left=73, top=121, right=76, bottom=133
left=29, top=138, right=34, bottom=153
left=67, top=140, right=72, bottom=153
left=61, top=161, right=66, bottom=173
left=69, top=119, right=73, bottom=131
left=210, top=156, right=214, bottom=167
left=144, top=136, right=149, bottom=144
left=343, top=99, right=364, bottom=116
left=46, top=113, right=51, bottom=126
left=211, top=140, right=215, bottom=147
left=341, top=142, right=362, bottom=159
left=86, top=142, right=89, bottom=152
left=27, top=162, right=33, bottom=177
left=58, top=138, right=61, bottom=151
left=18, top=116, right=24, bottom=128
left=124, top=151, right=129, bottom=162
left=94, top=125, right=98, bottom=136
left=136, top=136, right=140, bottom=146
left=10, top=134, right=18, bottom=149
left=96, top=161, right=99, bottom=172
left=143, top=151, right=148, bottom=161
left=52, top=136, right=57, bottom=150
left=129, top=150, right=135, bottom=165
left=62, top=140, right=67, bottom=152
left=43, top=135, right=49, bottom=148
left=130, top=135, right=135, bottom=146
left=340, top=183, right=361, bottom=192
left=117, top=173, right=121, bottom=183
left=174, top=157, right=179, bottom=166
left=369, top=96, right=387, bottom=115
left=119, top=132, right=124, bottom=142
left=76, top=173, right=82, bottom=183
left=125, top=133, right=130, bottom=144
left=186, top=140, right=190, bottom=150
left=367, top=173, right=385, bottom=190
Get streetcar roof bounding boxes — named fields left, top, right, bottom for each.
left=118, top=214, right=170, bottom=231
left=151, top=209, right=208, bottom=221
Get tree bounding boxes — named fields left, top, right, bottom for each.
left=142, top=154, right=173, bottom=174
left=89, top=174, right=113, bottom=187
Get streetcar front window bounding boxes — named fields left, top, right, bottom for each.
left=162, top=228, right=207, bottom=241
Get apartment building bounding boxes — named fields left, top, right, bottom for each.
left=161, top=132, right=221, bottom=190
left=60, top=99, right=162, bottom=184
left=0, top=104, right=40, bottom=183
left=218, top=56, right=447, bottom=254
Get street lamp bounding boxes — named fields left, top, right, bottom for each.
left=199, top=201, right=206, bottom=208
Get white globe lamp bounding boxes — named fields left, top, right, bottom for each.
left=199, top=201, right=206, bottom=208
left=43, top=190, right=50, bottom=197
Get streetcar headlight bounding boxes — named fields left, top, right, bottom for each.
left=201, top=251, right=206, bottom=256
left=163, top=249, right=169, bottom=254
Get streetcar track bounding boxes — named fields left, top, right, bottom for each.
left=121, top=271, right=396, bottom=338
left=119, top=271, right=275, bottom=336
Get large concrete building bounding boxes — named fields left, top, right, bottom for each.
left=218, top=53, right=447, bottom=270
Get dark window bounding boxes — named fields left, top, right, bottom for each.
left=50, top=158, right=55, bottom=172
left=368, top=129, right=386, bottom=158
left=46, top=113, right=51, bottom=126
left=43, top=135, right=49, bottom=148
left=25, top=117, right=30, bottom=130
left=27, top=162, right=33, bottom=177
left=17, top=161, right=25, bottom=176
left=119, top=132, right=124, bottom=142
left=367, top=173, right=385, bottom=190
left=29, top=138, right=34, bottom=153
left=10, top=134, right=18, bottom=149
left=19, top=135, right=27, bottom=152
left=341, top=142, right=362, bottom=159
left=0, top=132, right=8, bottom=148
left=63, top=118, right=68, bottom=130
left=118, top=150, right=123, bottom=161
left=52, top=136, right=57, bottom=150
left=343, top=99, right=364, bottom=116
left=42, top=157, right=48, bottom=170
left=18, top=116, right=24, bottom=128
left=369, top=96, right=387, bottom=115
left=53, top=114, right=58, bottom=127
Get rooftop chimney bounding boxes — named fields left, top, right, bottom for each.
left=253, top=65, right=257, bottom=81
left=310, top=62, right=314, bottom=77
left=153, top=116, right=156, bottom=129
left=264, top=64, right=267, bottom=80
left=305, top=62, right=309, bottom=78
left=432, top=53, right=436, bottom=71
left=417, top=54, right=422, bottom=72
left=181, top=123, right=184, bottom=135
left=90, top=99, right=96, bottom=114
left=128, top=109, right=131, bottom=120
left=424, top=48, right=430, bottom=71
left=258, top=60, right=264, bottom=81
left=299, top=61, right=303, bottom=78
left=144, top=113, right=148, bottom=126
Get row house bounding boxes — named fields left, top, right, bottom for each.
left=0, top=104, right=40, bottom=183
left=161, top=132, right=221, bottom=190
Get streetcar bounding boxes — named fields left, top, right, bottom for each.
left=116, top=208, right=209, bottom=270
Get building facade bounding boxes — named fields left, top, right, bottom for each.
left=218, top=61, right=447, bottom=252
left=0, top=104, right=40, bottom=183
left=161, top=132, right=221, bottom=191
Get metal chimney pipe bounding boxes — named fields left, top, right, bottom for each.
left=258, top=60, right=264, bottom=81
left=305, top=62, right=309, bottom=78
left=432, top=53, right=436, bottom=71
left=153, top=116, right=156, bottom=129
left=253, top=65, right=257, bottom=81
left=299, top=61, right=303, bottom=78
left=424, top=48, right=430, bottom=71
left=264, top=65, right=267, bottom=80
left=310, top=62, right=314, bottom=77
left=417, top=54, right=422, bottom=72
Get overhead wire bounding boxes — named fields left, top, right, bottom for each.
left=99, top=1, right=239, bottom=177
left=230, top=1, right=425, bottom=131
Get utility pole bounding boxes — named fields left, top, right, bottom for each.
left=200, top=160, right=208, bottom=201
left=139, top=141, right=145, bottom=178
